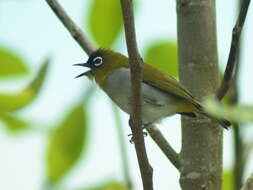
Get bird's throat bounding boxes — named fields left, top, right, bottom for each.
left=93, top=69, right=117, bottom=90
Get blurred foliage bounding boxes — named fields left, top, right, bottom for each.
left=2, top=0, right=249, bottom=189
left=144, top=41, right=178, bottom=77
left=88, top=0, right=122, bottom=47
left=79, top=181, right=129, bottom=190
left=0, top=47, right=29, bottom=79
left=0, top=59, right=49, bottom=112
left=204, top=97, right=253, bottom=123
left=46, top=103, right=88, bottom=184
left=223, top=170, right=234, bottom=190
left=0, top=112, right=29, bottom=132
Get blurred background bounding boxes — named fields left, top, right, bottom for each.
left=0, top=0, right=253, bottom=190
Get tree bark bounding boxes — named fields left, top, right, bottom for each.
left=176, top=0, right=222, bottom=189
left=120, top=1, right=153, bottom=189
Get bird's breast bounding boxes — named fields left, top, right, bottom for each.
left=103, top=68, right=179, bottom=123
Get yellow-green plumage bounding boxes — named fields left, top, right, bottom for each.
left=143, top=63, right=202, bottom=113
left=90, top=49, right=201, bottom=112
left=76, top=48, right=230, bottom=128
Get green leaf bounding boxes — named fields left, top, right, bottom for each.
left=144, top=41, right=178, bottom=77
left=203, top=97, right=253, bottom=123
left=99, top=181, right=128, bottom=190
left=223, top=170, right=234, bottom=190
left=0, top=48, right=29, bottom=78
left=88, top=0, right=122, bottom=47
left=0, top=59, right=49, bottom=112
left=79, top=181, right=129, bottom=190
left=0, top=112, right=29, bottom=132
left=46, top=103, right=88, bottom=184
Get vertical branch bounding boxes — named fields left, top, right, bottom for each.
left=231, top=2, right=244, bottom=189
left=120, top=0, right=153, bottom=190
left=214, top=0, right=251, bottom=187
left=226, top=52, right=244, bottom=190
left=233, top=124, right=244, bottom=190
left=177, top=0, right=222, bottom=189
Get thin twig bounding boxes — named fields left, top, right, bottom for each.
left=233, top=123, right=244, bottom=190
left=120, top=0, right=153, bottom=189
left=216, top=0, right=251, bottom=100
left=147, top=127, right=180, bottom=170
left=241, top=172, right=253, bottom=190
left=231, top=1, right=245, bottom=189
left=111, top=104, right=133, bottom=189
left=45, top=0, right=96, bottom=55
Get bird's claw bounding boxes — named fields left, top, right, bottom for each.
left=128, top=131, right=148, bottom=144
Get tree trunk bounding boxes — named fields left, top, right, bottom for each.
left=176, top=0, right=223, bottom=189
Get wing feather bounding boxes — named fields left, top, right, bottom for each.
left=142, top=63, right=202, bottom=110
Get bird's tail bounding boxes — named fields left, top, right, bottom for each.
left=192, top=100, right=231, bottom=129
left=200, top=112, right=231, bottom=129
left=215, top=118, right=231, bottom=129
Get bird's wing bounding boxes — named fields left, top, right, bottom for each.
left=142, top=63, right=202, bottom=110
left=142, top=94, right=164, bottom=107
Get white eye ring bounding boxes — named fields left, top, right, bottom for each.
left=93, top=57, right=103, bottom=66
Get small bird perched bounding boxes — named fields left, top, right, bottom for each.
left=74, top=48, right=231, bottom=129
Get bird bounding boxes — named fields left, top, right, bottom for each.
left=74, top=48, right=231, bottom=129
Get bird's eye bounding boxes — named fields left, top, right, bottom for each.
left=93, top=57, right=103, bottom=66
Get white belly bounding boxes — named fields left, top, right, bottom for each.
left=104, top=68, right=178, bottom=124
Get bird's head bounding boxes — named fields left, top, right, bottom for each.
left=74, top=48, right=128, bottom=78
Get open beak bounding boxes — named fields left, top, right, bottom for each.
left=73, top=62, right=91, bottom=78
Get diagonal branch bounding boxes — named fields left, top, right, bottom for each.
left=216, top=0, right=251, bottom=100
left=147, top=127, right=180, bottom=170
left=241, top=172, right=253, bottom=190
left=120, top=0, right=153, bottom=190
left=45, top=0, right=96, bottom=55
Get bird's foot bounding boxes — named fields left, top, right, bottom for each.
left=128, top=131, right=148, bottom=144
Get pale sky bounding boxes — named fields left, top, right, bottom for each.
left=0, top=0, right=253, bottom=190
